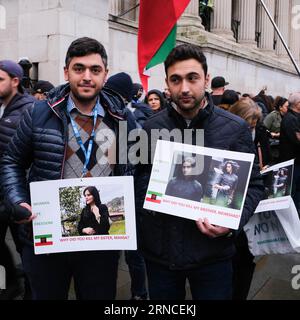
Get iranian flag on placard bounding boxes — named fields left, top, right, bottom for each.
left=146, top=191, right=163, bottom=204
left=34, top=234, right=53, bottom=247
left=138, top=0, right=191, bottom=92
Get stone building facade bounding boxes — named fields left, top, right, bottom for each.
left=0, top=0, right=299, bottom=97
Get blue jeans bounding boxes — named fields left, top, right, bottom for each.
left=22, top=246, right=120, bottom=300
left=145, top=259, right=232, bottom=300
left=125, top=250, right=147, bottom=298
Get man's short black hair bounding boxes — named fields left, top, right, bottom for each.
left=164, top=43, right=208, bottom=76
left=65, top=37, right=108, bottom=68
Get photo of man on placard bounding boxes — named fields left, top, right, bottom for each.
left=165, top=153, right=204, bottom=202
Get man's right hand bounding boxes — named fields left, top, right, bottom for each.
left=15, top=202, right=36, bottom=224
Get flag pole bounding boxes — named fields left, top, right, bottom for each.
left=259, top=0, right=300, bottom=77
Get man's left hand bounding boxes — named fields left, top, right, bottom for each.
left=196, top=218, right=231, bottom=238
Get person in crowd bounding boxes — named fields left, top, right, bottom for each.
left=230, top=97, right=272, bottom=170
left=124, top=248, right=148, bottom=301
left=263, top=96, right=288, bottom=163
left=0, top=59, right=36, bottom=300
left=0, top=37, right=136, bottom=300
left=105, top=72, right=133, bottom=105
left=105, top=72, right=152, bottom=128
left=78, top=186, right=110, bottom=235
left=0, top=200, right=31, bottom=300
left=280, top=92, right=300, bottom=213
left=253, top=89, right=273, bottom=119
left=264, top=96, right=288, bottom=139
left=165, top=157, right=203, bottom=202
left=163, top=87, right=171, bottom=102
left=32, top=80, right=54, bottom=100
left=0, top=60, right=36, bottom=152
left=210, top=76, right=229, bottom=106
left=218, top=89, right=239, bottom=111
left=135, top=43, right=264, bottom=300
left=144, top=89, right=166, bottom=113
left=132, top=83, right=144, bottom=103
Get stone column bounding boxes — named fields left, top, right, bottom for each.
left=121, top=0, right=137, bottom=21
left=109, top=0, right=122, bottom=16
left=109, top=0, right=137, bottom=20
left=178, top=0, right=204, bottom=29
left=211, top=0, right=235, bottom=40
left=275, top=0, right=290, bottom=56
left=238, top=0, right=257, bottom=47
left=290, top=0, right=300, bottom=64
left=257, top=0, right=275, bottom=51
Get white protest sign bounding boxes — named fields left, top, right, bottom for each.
left=30, top=176, right=136, bottom=254
left=144, top=140, right=254, bottom=230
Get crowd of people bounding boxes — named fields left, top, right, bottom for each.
left=0, top=37, right=299, bottom=301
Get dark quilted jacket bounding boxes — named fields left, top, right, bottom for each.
left=135, top=94, right=264, bottom=270
left=0, top=92, right=36, bottom=155
left=0, top=83, right=136, bottom=207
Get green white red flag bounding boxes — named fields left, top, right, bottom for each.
left=146, top=191, right=163, bottom=204
left=138, top=0, right=191, bottom=92
left=34, top=234, right=53, bottom=246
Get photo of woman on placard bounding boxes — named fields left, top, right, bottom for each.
left=78, top=186, right=111, bottom=235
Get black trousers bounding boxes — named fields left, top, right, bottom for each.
left=0, top=222, right=21, bottom=284
left=22, top=246, right=120, bottom=300
left=232, top=232, right=256, bottom=300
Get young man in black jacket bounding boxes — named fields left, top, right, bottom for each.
left=135, top=43, right=264, bottom=300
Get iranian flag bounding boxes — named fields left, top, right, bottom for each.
left=146, top=191, right=163, bottom=204
left=138, top=0, right=191, bottom=92
left=34, top=234, right=53, bottom=247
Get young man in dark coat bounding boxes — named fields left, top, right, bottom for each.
left=0, top=60, right=36, bottom=150
left=135, top=43, right=264, bottom=300
left=0, top=38, right=136, bottom=300
left=0, top=60, right=36, bottom=299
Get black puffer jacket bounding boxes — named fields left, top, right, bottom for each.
left=0, top=92, right=36, bottom=155
left=135, top=94, right=264, bottom=270
left=0, top=83, right=136, bottom=205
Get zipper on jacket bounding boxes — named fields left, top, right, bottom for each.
left=47, top=99, right=68, bottom=179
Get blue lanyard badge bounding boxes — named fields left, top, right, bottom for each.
left=68, top=108, right=98, bottom=177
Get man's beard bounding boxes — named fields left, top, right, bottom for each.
left=174, top=92, right=205, bottom=112
left=0, top=88, right=13, bottom=101
left=72, top=90, right=99, bottom=104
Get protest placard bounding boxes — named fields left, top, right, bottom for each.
left=30, top=177, right=136, bottom=254
left=144, top=140, right=254, bottom=230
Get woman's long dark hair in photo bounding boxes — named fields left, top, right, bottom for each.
left=84, top=186, right=102, bottom=207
